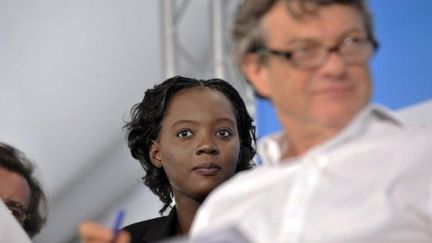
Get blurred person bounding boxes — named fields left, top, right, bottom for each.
left=190, top=0, right=432, bottom=242
left=0, top=142, right=48, bottom=238
left=79, top=76, right=256, bottom=243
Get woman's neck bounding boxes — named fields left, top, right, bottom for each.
left=173, top=194, right=202, bottom=235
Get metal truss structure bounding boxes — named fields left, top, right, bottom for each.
left=160, top=0, right=229, bottom=78
left=159, top=0, right=255, bottom=114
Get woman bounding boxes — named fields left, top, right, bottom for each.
left=79, top=76, right=256, bottom=243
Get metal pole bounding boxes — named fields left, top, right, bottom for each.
left=211, top=0, right=225, bottom=79
left=161, top=0, right=176, bottom=78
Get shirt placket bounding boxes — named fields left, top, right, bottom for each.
left=277, top=155, right=329, bottom=243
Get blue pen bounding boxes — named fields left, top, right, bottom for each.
left=112, top=209, right=126, bottom=242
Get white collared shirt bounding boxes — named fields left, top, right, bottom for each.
left=190, top=105, right=432, bottom=243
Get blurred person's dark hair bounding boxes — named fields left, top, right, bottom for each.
left=0, top=142, right=47, bottom=238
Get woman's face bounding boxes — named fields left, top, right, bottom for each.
left=150, top=87, right=240, bottom=202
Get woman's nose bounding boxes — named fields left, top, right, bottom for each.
left=195, top=136, right=219, bottom=155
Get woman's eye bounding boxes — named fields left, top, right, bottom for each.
left=217, top=129, right=232, bottom=137
left=177, top=130, right=193, bottom=138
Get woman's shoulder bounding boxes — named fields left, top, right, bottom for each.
left=123, top=209, right=177, bottom=243
left=123, top=215, right=169, bottom=232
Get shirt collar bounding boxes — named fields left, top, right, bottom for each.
left=257, top=104, right=402, bottom=166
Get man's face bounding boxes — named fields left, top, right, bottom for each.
left=0, top=167, right=31, bottom=224
left=244, top=2, right=372, bottom=130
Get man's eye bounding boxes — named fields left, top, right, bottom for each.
left=294, top=46, right=315, bottom=53
left=177, top=130, right=193, bottom=138
left=292, top=45, right=321, bottom=58
left=343, top=36, right=366, bottom=46
left=11, top=208, right=22, bottom=218
left=217, top=129, right=232, bottom=137
left=6, top=203, right=26, bottom=221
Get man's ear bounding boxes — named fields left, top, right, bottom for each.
left=149, top=141, right=162, bottom=168
left=241, top=53, right=271, bottom=97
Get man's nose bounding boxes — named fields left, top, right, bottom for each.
left=318, top=48, right=347, bottom=78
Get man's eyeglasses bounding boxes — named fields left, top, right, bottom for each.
left=256, top=36, right=375, bottom=69
left=4, top=200, right=30, bottom=225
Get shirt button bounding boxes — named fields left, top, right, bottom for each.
left=293, top=195, right=306, bottom=205
left=313, top=155, right=329, bottom=168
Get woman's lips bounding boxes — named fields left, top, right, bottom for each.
left=192, top=162, right=221, bottom=176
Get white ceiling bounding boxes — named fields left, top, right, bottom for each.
left=0, top=0, right=161, bottom=196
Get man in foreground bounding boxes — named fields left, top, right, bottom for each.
left=190, top=0, right=432, bottom=242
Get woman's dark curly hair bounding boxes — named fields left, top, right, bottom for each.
left=124, top=76, right=256, bottom=214
left=0, top=142, right=47, bottom=238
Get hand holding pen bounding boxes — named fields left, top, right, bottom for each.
left=111, top=210, right=126, bottom=243
left=78, top=210, right=130, bottom=243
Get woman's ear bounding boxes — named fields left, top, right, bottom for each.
left=149, top=140, right=163, bottom=168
